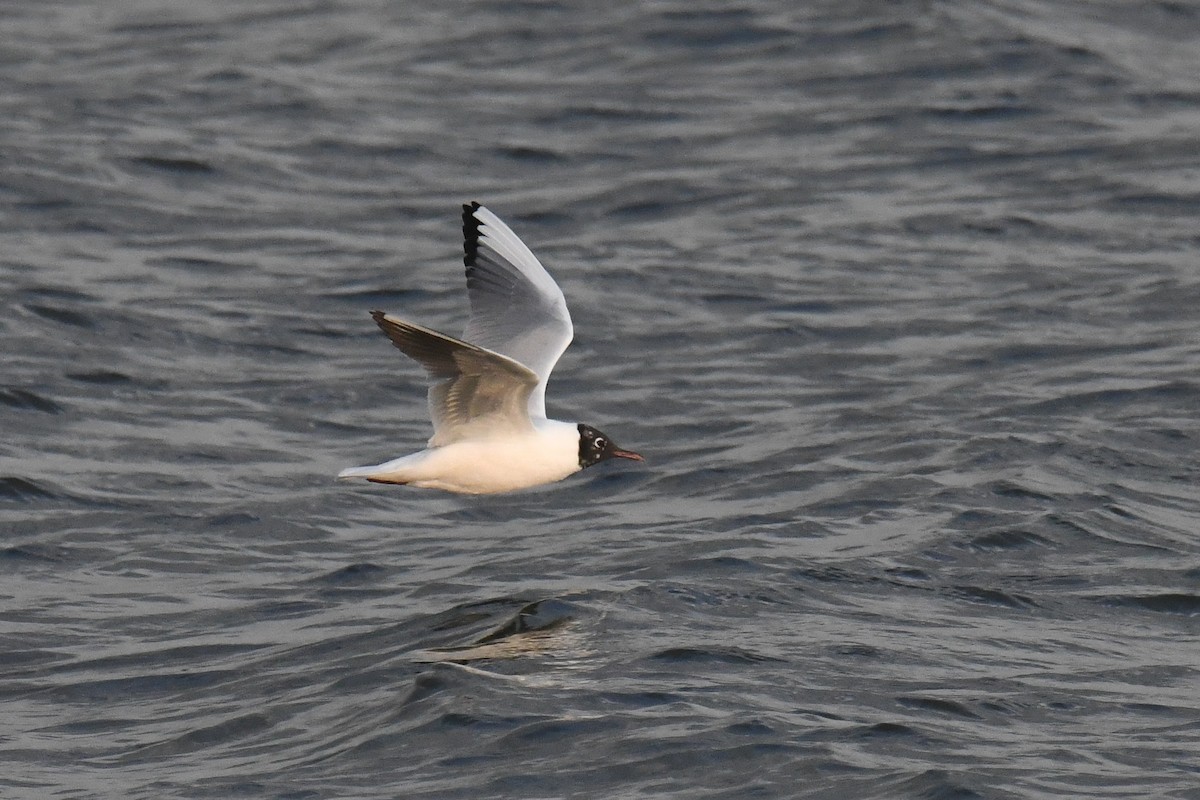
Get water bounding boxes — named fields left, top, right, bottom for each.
left=3, top=1, right=1200, bottom=797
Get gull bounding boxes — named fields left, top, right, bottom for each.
left=338, top=202, right=643, bottom=494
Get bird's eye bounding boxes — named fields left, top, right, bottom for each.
left=593, top=437, right=607, bottom=450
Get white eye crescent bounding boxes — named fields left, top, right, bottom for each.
left=593, top=437, right=607, bottom=450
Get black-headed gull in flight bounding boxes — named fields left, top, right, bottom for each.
left=338, top=202, right=643, bottom=494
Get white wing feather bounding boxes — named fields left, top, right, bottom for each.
left=461, top=203, right=573, bottom=420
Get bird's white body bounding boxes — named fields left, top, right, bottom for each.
left=338, top=420, right=580, bottom=494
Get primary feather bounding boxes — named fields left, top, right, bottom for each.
left=462, top=202, right=573, bottom=420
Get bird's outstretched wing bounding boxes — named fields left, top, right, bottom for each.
left=370, top=310, right=539, bottom=446
left=461, top=203, right=573, bottom=420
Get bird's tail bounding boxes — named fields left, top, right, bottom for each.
left=337, top=465, right=379, bottom=481
left=337, top=452, right=425, bottom=483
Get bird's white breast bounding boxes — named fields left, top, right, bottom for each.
left=407, top=420, right=580, bottom=494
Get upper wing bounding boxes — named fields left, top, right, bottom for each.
left=461, top=203, right=573, bottom=420
left=370, top=310, right=539, bottom=446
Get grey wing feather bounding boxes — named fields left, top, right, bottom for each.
left=462, top=203, right=573, bottom=419
left=370, top=310, right=539, bottom=446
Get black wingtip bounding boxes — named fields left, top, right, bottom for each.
left=369, top=309, right=386, bottom=325
left=462, top=202, right=483, bottom=269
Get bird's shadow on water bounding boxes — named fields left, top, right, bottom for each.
left=74, top=589, right=601, bottom=769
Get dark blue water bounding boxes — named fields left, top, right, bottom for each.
left=4, top=1, right=1200, bottom=798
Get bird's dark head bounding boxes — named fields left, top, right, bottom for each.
left=577, top=423, right=643, bottom=469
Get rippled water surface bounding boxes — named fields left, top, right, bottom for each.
left=4, top=1, right=1200, bottom=798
